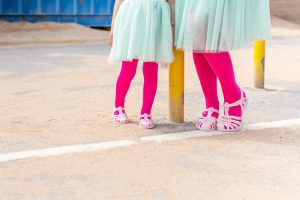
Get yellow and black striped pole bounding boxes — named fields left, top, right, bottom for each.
left=254, top=40, right=266, bottom=88
left=169, top=48, right=184, bottom=123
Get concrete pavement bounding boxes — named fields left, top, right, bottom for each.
left=0, top=19, right=300, bottom=200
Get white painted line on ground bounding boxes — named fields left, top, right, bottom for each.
left=244, top=118, right=300, bottom=131
left=141, top=118, right=300, bottom=143
left=1, top=118, right=299, bottom=163
left=0, top=140, right=136, bottom=162
left=141, top=130, right=222, bottom=143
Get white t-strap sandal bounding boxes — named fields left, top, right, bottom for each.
left=218, top=89, right=248, bottom=132
left=195, top=108, right=219, bottom=131
left=113, top=107, right=128, bottom=125
left=139, top=113, right=155, bottom=129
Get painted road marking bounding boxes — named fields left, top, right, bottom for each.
left=1, top=118, right=300, bottom=162
left=141, top=118, right=300, bottom=142
left=0, top=140, right=136, bottom=162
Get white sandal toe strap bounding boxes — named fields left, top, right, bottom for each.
left=140, top=113, right=155, bottom=129
left=113, top=107, right=127, bottom=123
left=197, top=115, right=217, bottom=124
left=196, top=107, right=218, bottom=131
left=204, top=107, right=219, bottom=117
left=219, top=89, right=247, bottom=131
left=220, top=116, right=241, bottom=126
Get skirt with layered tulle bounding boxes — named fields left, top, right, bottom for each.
left=175, top=0, right=272, bottom=52
left=108, top=0, right=174, bottom=64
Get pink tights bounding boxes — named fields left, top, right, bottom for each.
left=193, top=52, right=242, bottom=117
left=115, top=59, right=158, bottom=115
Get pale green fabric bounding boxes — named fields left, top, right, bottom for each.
left=175, top=0, right=272, bottom=52
left=108, top=0, right=174, bottom=64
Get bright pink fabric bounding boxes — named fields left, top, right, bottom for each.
left=115, top=59, right=158, bottom=114
left=193, top=52, right=242, bottom=117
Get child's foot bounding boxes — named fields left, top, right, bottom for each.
left=113, top=107, right=128, bottom=125
left=195, top=107, right=219, bottom=131
left=218, top=89, right=247, bottom=132
left=139, top=113, right=155, bottom=129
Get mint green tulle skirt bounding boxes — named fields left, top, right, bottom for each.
left=175, top=0, right=272, bottom=52
left=108, top=0, right=174, bottom=64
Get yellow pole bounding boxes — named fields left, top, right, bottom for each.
left=254, top=40, right=266, bottom=89
left=169, top=48, right=185, bottom=123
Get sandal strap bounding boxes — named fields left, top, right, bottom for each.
left=140, top=113, right=152, bottom=119
left=223, top=88, right=247, bottom=117
left=221, top=116, right=242, bottom=123
left=113, top=107, right=127, bottom=120
left=219, top=89, right=247, bottom=131
left=220, top=117, right=242, bottom=128
left=196, top=108, right=218, bottom=129
left=113, top=106, right=125, bottom=112
left=197, top=116, right=217, bottom=123
left=140, top=114, right=154, bottom=128
left=205, top=107, right=219, bottom=114
left=199, top=107, right=219, bottom=118
left=198, top=116, right=217, bottom=122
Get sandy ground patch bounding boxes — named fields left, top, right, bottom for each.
left=0, top=18, right=300, bottom=153
left=0, top=21, right=108, bottom=46
left=1, top=127, right=299, bottom=200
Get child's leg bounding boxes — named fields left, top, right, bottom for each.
left=115, top=59, right=138, bottom=109
left=193, top=52, right=219, bottom=117
left=141, top=62, right=159, bottom=114
left=203, top=52, right=242, bottom=116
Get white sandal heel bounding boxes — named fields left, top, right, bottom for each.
left=218, top=89, right=248, bottom=132
left=195, top=108, right=219, bottom=131
left=139, top=114, right=155, bottom=129
left=113, top=107, right=128, bottom=125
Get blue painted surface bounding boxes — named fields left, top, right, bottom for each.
left=0, top=0, right=115, bottom=27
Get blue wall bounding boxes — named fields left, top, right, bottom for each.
left=0, top=0, right=115, bottom=27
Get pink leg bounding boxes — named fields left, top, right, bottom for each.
left=203, top=52, right=242, bottom=116
left=141, top=62, right=158, bottom=115
left=193, top=52, right=219, bottom=118
left=115, top=59, right=138, bottom=109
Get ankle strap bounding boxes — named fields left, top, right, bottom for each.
left=140, top=113, right=152, bottom=119
left=224, top=88, right=247, bottom=116
left=205, top=107, right=219, bottom=114
left=113, top=106, right=125, bottom=112
left=224, top=89, right=246, bottom=107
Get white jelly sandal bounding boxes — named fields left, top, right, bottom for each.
left=195, top=107, right=219, bottom=131
left=217, top=89, right=248, bottom=132
left=113, top=107, right=128, bottom=125
left=139, top=113, right=155, bottom=129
